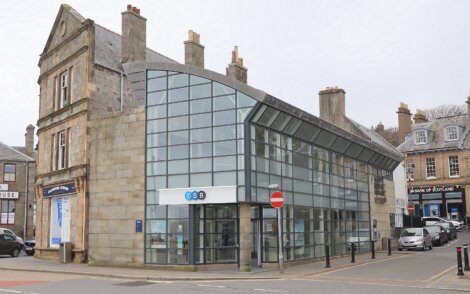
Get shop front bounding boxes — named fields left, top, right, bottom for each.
left=408, top=185, right=466, bottom=221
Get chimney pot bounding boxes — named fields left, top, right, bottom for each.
left=136, top=8, right=140, bottom=14
left=127, top=4, right=132, bottom=10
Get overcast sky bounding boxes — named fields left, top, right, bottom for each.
left=1, top=0, right=470, bottom=147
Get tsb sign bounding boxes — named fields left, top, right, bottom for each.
left=185, top=190, right=207, bottom=201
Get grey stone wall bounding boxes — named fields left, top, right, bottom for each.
left=88, top=109, right=145, bottom=266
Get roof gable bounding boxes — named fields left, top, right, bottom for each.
left=41, top=4, right=86, bottom=55
left=0, top=142, right=34, bottom=162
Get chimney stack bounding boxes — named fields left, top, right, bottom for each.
left=25, top=124, right=35, bottom=157
left=375, top=122, right=385, bottom=132
left=121, top=5, right=146, bottom=63
left=397, top=102, right=412, bottom=144
left=318, top=87, right=346, bottom=129
left=414, top=109, right=428, bottom=124
left=184, top=30, right=204, bottom=68
left=226, top=46, right=247, bottom=83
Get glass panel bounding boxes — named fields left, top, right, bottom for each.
left=147, top=105, right=167, bottom=119
left=237, top=92, right=256, bottom=108
left=214, top=140, right=236, bottom=156
left=190, top=98, right=211, bottom=114
left=168, top=101, right=188, bottom=117
left=168, top=87, right=188, bottom=103
left=168, top=130, right=189, bottom=145
left=190, top=84, right=211, bottom=99
left=330, top=137, right=350, bottom=153
left=294, top=122, right=321, bottom=141
left=147, top=162, right=166, bottom=176
left=168, top=74, right=188, bottom=89
left=190, top=143, right=212, bottom=158
left=168, top=116, right=188, bottom=131
left=214, top=171, right=237, bottom=186
left=237, top=108, right=252, bottom=123
left=191, top=113, right=212, bottom=128
left=147, top=147, right=166, bottom=161
left=168, top=175, right=188, bottom=188
left=190, top=128, right=212, bottom=143
left=148, top=70, right=166, bottom=79
left=148, top=91, right=167, bottom=106
left=147, top=133, right=167, bottom=147
left=213, top=110, right=235, bottom=126
left=168, top=160, right=188, bottom=174
left=147, top=119, right=167, bottom=133
left=257, top=107, right=279, bottom=127
left=315, top=131, right=337, bottom=148
left=190, top=158, right=212, bottom=173
left=148, top=77, right=167, bottom=92
left=191, top=173, right=212, bottom=186
left=213, top=95, right=236, bottom=111
left=213, top=125, right=236, bottom=141
left=190, top=75, right=210, bottom=85
left=168, top=205, right=189, bottom=218
left=214, top=156, right=236, bottom=171
left=213, top=82, right=235, bottom=96
left=168, top=145, right=188, bottom=160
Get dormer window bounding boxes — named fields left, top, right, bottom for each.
left=414, top=129, right=427, bottom=145
left=445, top=126, right=459, bottom=141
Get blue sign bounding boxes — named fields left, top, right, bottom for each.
left=43, top=183, right=76, bottom=197
left=451, top=208, right=459, bottom=213
left=135, top=219, right=143, bottom=233
left=184, top=190, right=206, bottom=201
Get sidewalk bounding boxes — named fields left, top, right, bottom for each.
left=0, top=251, right=406, bottom=281
left=1, top=248, right=469, bottom=292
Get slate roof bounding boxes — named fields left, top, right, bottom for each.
left=94, top=24, right=178, bottom=73
left=0, top=142, right=34, bottom=162
left=397, top=114, right=470, bottom=153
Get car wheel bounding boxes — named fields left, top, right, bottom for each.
left=398, top=248, right=403, bottom=251
left=11, top=248, right=20, bottom=257
left=429, top=243, right=432, bottom=250
left=26, top=251, right=34, bottom=256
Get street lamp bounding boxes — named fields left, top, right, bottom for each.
left=406, top=162, right=415, bottom=227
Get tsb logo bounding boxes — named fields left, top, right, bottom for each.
left=184, top=191, right=207, bottom=201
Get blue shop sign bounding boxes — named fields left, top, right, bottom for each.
left=43, top=183, right=76, bottom=197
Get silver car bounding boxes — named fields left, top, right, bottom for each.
left=398, top=227, right=432, bottom=251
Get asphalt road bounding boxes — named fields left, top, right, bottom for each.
left=0, top=230, right=468, bottom=294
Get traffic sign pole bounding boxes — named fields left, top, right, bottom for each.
left=270, top=191, right=285, bottom=274
left=278, top=206, right=284, bottom=274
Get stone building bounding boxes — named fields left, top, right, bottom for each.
left=397, top=102, right=470, bottom=222
left=35, top=4, right=402, bottom=269
left=0, top=125, right=36, bottom=239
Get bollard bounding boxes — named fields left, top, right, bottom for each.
left=388, top=238, right=392, bottom=256
left=350, top=242, right=355, bottom=263
left=325, top=245, right=331, bottom=268
left=464, top=243, right=470, bottom=271
left=371, top=240, right=376, bottom=259
left=457, top=246, right=464, bottom=276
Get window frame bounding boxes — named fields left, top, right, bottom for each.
left=405, top=160, right=415, bottom=180
left=448, top=155, right=460, bottom=178
left=425, top=157, right=436, bottom=179
left=3, top=164, right=16, bottom=182
left=59, top=71, right=68, bottom=108
left=445, top=126, right=459, bottom=142
left=0, top=200, right=15, bottom=225
left=414, top=129, right=427, bottom=145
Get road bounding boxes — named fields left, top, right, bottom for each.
left=0, top=231, right=468, bottom=294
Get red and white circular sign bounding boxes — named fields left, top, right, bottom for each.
left=270, top=191, right=284, bottom=209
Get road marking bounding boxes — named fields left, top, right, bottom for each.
left=197, top=284, right=226, bottom=288
left=253, top=289, right=287, bottom=292
left=425, top=265, right=455, bottom=282
left=0, top=290, right=23, bottom=293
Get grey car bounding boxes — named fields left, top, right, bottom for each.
left=398, top=227, right=433, bottom=251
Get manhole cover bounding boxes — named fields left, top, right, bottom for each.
left=115, top=281, right=153, bottom=287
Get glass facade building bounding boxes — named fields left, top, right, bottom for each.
left=141, top=66, right=400, bottom=268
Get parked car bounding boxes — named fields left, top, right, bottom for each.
left=0, top=228, right=24, bottom=250
left=398, top=227, right=433, bottom=251
left=422, top=216, right=462, bottom=230
left=0, top=233, right=21, bottom=257
left=440, top=222, right=457, bottom=240
left=426, top=225, right=448, bottom=246
left=24, top=239, right=35, bottom=256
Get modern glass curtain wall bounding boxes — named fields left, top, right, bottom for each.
left=250, top=124, right=372, bottom=260
left=145, top=70, right=256, bottom=264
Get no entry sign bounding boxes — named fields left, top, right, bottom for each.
left=270, top=191, right=284, bottom=209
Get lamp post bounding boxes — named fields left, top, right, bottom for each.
left=268, top=184, right=284, bottom=274
left=406, top=162, right=415, bottom=227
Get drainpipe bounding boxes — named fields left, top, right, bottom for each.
left=23, top=161, right=29, bottom=240
left=120, top=73, right=124, bottom=111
